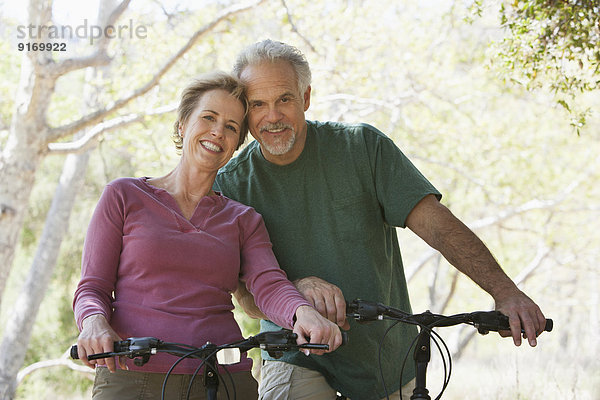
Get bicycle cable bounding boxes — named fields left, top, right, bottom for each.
left=383, top=319, right=451, bottom=400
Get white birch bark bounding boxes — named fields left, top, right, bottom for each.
left=0, top=151, right=91, bottom=399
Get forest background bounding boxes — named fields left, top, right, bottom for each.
left=0, top=0, right=598, bottom=399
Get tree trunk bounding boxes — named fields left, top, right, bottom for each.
left=0, top=0, right=54, bottom=312
left=0, top=151, right=91, bottom=400
left=0, top=131, right=45, bottom=304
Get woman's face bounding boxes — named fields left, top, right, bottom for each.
left=179, top=89, right=245, bottom=172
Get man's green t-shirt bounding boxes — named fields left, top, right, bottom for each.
left=215, top=120, right=441, bottom=399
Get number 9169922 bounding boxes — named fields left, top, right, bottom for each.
left=18, top=42, right=67, bottom=51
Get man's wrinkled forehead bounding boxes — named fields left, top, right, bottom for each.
left=240, top=61, right=300, bottom=96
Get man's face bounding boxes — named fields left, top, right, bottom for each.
left=240, top=60, right=311, bottom=165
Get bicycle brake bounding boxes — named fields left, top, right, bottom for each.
left=254, top=330, right=298, bottom=359
left=346, top=299, right=385, bottom=323
left=468, top=311, right=509, bottom=335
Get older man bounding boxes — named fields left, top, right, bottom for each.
left=215, top=39, right=546, bottom=400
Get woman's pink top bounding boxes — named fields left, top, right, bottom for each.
left=73, top=177, right=310, bottom=373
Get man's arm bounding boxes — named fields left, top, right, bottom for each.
left=405, top=194, right=547, bottom=346
left=233, top=277, right=350, bottom=329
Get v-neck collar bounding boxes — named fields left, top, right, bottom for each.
left=139, top=177, right=222, bottom=230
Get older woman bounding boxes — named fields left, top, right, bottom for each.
left=73, top=71, right=341, bottom=400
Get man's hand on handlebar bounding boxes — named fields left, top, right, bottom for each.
left=293, top=276, right=350, bottom=330
left=293, top=305, right=343, bottom=355
left=493, top=287, right=547, bottom=347
left=77, top=314, right=126, bottom=372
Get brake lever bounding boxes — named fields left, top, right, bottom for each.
left=87, top=351, right=132, bottom=361
left=346, top=299, right=386, bottom=323
left=72, top=337, right=162, bottom=367
left=247, top=329, right=332, bottom=358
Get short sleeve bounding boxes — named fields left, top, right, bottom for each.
left=363, top=126, right=442, bottom=227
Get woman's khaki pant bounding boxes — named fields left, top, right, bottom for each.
left=92, top=366, right=258, bottom=400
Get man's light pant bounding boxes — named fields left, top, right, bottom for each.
left=259, top=360, right=415, bottom=400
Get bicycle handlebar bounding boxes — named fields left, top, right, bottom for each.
left=72, top=300, right=550, bottom=400
left=70, top=336, right=163, bottom=361
left=71, top=329, right=338, bottom=364
left=343, top=299, right=553, bottom=400
left=346, top=299, right=553, bottom=334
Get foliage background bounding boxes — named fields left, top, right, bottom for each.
left=0, top=0, right=598, bottom=399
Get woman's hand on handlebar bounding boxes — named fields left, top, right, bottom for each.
left=77, top=314, right=126, bottom=372
left=293, top=305, right=343, bottom=356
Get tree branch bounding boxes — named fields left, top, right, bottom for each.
left=150, top=0, right=176, bottom=21
left=438, top=269, right=460, bottom=314
left=407, top=248, right=438, bottom=282
left=97, top=0, right=133, bottom=49
left=409, top=154, right=495, bottom=202
left=50, top=52, right=113, bottom=77
left=16, top=350, right=93, bottom=384
left=405, top=183, right=577, bottom=282
left=46, top=0, right=266, bottom=144
left=321, top=92, right=416, bottom=110
left=48, top=0, right=132, bottom=77
left=468, top=182, right=577, bottom=231
left=280, top=0, right=319, bottom=55
left=47, top=103, right=177, bottom=154
left=513, top=245, right=551, bottom=287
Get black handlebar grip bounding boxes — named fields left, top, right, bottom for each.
left=70, top=345, right=79, bottom=359
left=341, top=331, right=349, bottom=346
left=471, top=311, right=554, bottom=335
left=69, top=345, right=113, bottom=361
left=507, top=317, right=554, bottom=333
left=517, top=318, right=553, bottom=333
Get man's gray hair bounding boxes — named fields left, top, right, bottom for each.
left=233, top=39, right=312, bottom=95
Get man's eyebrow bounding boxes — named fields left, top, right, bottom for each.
left=279, top=91, right=297, bottom=99
left=248, top=92, right=297, bottom=102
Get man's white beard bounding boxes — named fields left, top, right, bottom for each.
left=262, top=131, right=296, bottom=156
